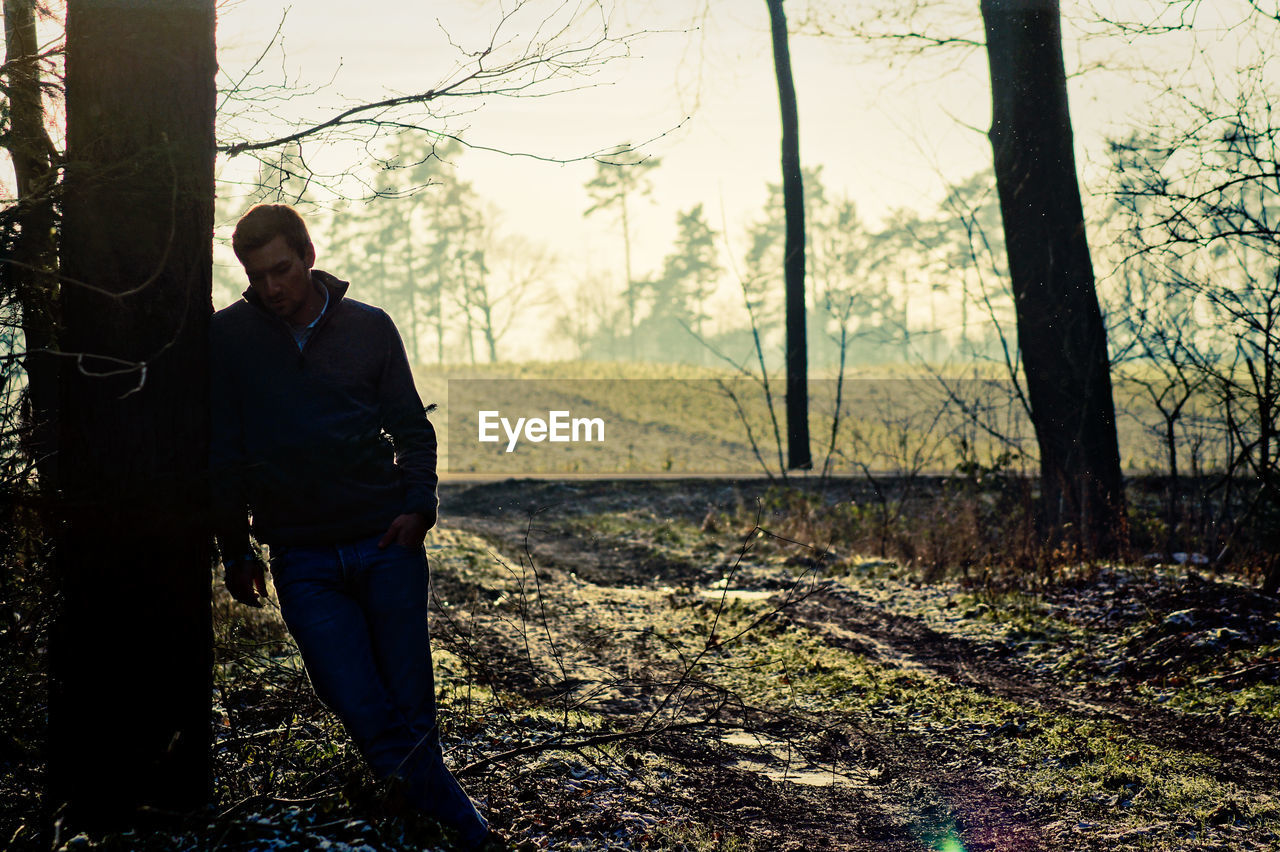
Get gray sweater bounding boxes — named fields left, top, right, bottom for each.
left=210, top=270, right=437, bottom=559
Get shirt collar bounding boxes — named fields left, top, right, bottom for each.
left=295, top=277, right=329, bottom=331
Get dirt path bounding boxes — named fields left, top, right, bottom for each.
left=435, top=479, right=1280, bottom=851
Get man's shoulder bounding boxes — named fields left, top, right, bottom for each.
left=331, top=296, right=396, bottom=333
left=210, top=299, right=284, bottom=362
left=211, top=298, right=259, bottom=338
left=310, top=271, right=392, bottom=328
left=335, top=296, right=389, bottom=319
left=212, top=297, right=254, bottom=324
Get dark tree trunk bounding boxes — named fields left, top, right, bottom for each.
left=765, top=0, right=811, bottom=471
left=48, top=0, right=216, bottom=831
left=3, top=0, right=60, bottom=488
left=981, top=0, right=1125, bottom=554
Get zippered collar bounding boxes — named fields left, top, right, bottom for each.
left=241, top=269, right=350, bottom=317
left=242, top=269, right=350, bottom=357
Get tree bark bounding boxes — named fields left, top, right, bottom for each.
left=765, top=0, right=811, bottom=470
left=980, top=0, right=1125, bottom=553
left=3, top=0, right=60, bottom=488
left=48, top=0, right=216, bottom=830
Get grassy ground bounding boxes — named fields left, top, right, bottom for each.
left=3, top=477, right=1278, bottom=851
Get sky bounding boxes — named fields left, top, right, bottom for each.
left=8, top=1, right=1259, bottom=277
left=11, top=0, right=1253, bottom=356
left=212, top=0, right=1255, bottom=347
left=212, top=1, right=1001, bottom=305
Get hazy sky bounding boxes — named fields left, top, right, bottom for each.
left=214, top=2, right=996, bottom=280
left=2, top=1, right=1254, bottom=285
left=210, top=0, right=1251, bottom=351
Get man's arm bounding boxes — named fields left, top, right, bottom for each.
left=376, top=311, right=439, bottom=544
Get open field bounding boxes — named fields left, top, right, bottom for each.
left=414, top=362, right=1225, bottom=479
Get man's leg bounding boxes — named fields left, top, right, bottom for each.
left=349, top=536, right=488, bottom=839
left=271, top=541, right=488, bottom=843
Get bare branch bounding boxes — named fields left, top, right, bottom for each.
left=217, top=0, right=656, bottom=167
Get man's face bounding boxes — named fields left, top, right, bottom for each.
left=241, top=234, right=317, bottom=324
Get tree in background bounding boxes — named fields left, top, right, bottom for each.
left=554, top=272, right=622, bottom=359
left=739, top=167, right=824, bottom=355
left=421, top=174, right=470, bottom=363
left=742, top=168, right=910, bottom=367
left=49, top=0, right=216, bottom=829
left=583, top=145, right=660, bottom=354
left=739, top=195, right=788, bottom=349
left=765, top=0, right=811, bottom=470
left=236, top=131, right=560, bottom=366
left=1109, top=61, right=1280, bottom=588
left=981, top=0, right=1125, bottom=554
left=2, top=0, right=60, bottom=489
left=931, top=169, right=1009, bottom=361
left=474, top=229, right=557, bottom=362
left=365, top=132, right=457, bottom=363
left=632, top=203, right=721, bottom=361
left=1105, top=236, right=1208, bottom=562
left=438, top=178, right=488, bottom=364
left=809, top=198, right=908, bottom=365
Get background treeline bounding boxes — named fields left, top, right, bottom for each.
left=215, top=115, right=1274, bottom=495
left=215, top=137, right=1014, bottom=369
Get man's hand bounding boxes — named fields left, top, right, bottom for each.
left=378, top=511, right=434, bottom=549
left=225, top=557, right=267, bottom=607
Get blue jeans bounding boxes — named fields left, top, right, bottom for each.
left=270, top=533, right=488, bottom=844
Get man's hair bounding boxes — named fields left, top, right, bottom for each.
left=232, top=204, right=313, bottom=262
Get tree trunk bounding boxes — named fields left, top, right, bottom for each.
left=3, top=0, right=60, bottom=488
left=765, top=0, right=811, bottom=470
left=621, top=191, right=636, bottom=359
left=981, top=0, right=1125, bottom=554
left=405, top=216, right=419, bottom=363
left=48, top=0, right=216, bottom=830
left=436, top=269, right=446, bottom=364
left=484, top=308, right=499, bottom=363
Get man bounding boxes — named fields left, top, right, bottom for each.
left=210, top=204, right=491, bottom=847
